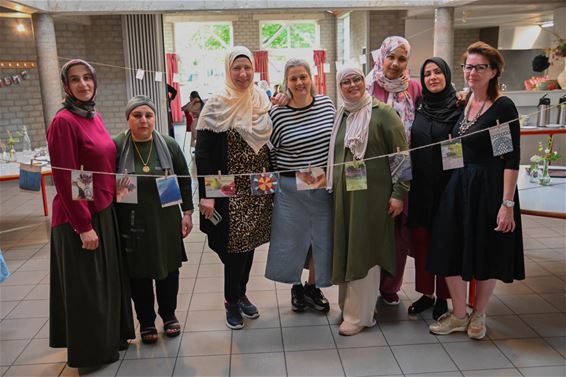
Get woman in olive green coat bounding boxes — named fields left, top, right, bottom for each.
left=327, top=66, right=409, bottom=336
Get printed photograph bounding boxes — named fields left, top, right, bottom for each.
left=441, top=140, right=465, bottom=170
left=389, top=151, right=412, bottom=184
left=296, top=166, right=326, bottom=190
left=116, top=174, right=138, bottom=204
left=204, top=175, right=236, bottom=197
left=250, top=172, right=280, bottom=195
left=344, top=160, right=367, bottom=191
left=155, top=175, right=183, bottom=207
left=489, top=124, right=514, bottom=157
left=71, top=170, right=94, bottom=201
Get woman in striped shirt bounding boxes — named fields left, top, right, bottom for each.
left=265, top=58, right=336, bottom=313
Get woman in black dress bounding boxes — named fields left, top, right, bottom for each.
left=408, top=57, right=462, bottom=320
left=428, top=42, right=524, bottom=340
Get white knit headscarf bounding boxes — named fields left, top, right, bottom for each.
left=196, top=46, right=272, bottom=153
left=326, top=66, right=373, bottom=191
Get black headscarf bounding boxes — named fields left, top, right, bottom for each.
left=60, top=59, right=97, bottom=119
left=418, top=57, right=461, bottom=123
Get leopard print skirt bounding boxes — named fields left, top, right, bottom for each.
left=226, top=129, right=273, bottom=253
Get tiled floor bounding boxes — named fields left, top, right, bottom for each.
left=1, top=133, right=565, bottom=376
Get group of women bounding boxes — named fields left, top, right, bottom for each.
left=47, top=35, right=524, bottom=368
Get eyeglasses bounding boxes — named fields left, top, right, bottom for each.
left=461, top=64, right=490, bottom=73
left=340, top=75, right=363, bottom=87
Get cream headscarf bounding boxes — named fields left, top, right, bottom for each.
left=326, top=66, right=373, bottom=191
left=196, top=46, right=272, bottom=153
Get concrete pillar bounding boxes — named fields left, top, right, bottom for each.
left=433, top=7, right=454, bottom=67
left=32, top=13, right=61, bottom=131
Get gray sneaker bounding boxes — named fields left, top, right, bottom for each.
left=467, top=311, right=486, bottom=340
left=429, top=312, right=469, bottom=335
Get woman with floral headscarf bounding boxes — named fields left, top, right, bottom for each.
left=47, top=59, right=134, bottom=367
left=366, top=36, right=422, bottom=306
left=195, top=46, right=273, bottom=330
left=328, top=66, right=409, bottom=336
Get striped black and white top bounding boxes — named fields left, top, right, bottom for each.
left=269, top=95, right=336, bottom=171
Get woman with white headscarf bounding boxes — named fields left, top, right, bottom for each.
left=366, top=36, right=422, bottom=306
left=328, top=66, right=409, bottom=336
left=195, top=46, right=273, bottom=330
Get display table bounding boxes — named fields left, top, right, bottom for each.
left=518, top=165, right=566, bottom=219
left=0, top=158, right=52, bottom=216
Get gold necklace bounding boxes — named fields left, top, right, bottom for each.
left=132, top=139, right=153, bottom=173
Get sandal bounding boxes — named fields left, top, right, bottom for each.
left=140, top=326, right=158, bottom=344
left=163, top=319, right=181, bottom=338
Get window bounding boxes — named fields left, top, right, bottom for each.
left=260, top=20, right=320, bottom=87
left=174, top=22, right=234, bottom=99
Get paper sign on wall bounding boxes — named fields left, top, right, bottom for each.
left=311, top=66, right=319, bottom=76
left=253, top=72, right=261, bottom=81
left=323, top=63, right=331, bottom=73
left=154, top=72, right=163, bottom=82
left=135, top=69, right=145, bottom=80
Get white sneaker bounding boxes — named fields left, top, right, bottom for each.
left=429, top=312, right=469, bottom=335
left=467, top=311, right=487, bottom=340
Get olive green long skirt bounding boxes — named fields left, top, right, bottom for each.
left=49, top=205, right=135, bottom=368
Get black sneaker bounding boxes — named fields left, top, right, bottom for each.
left=408, top=295, right=435, bottom=315
left=225, top=302, right=244, bottom=330
left=433, top=298, right=448, bottom=320
left=303, top=283, right=330, bottom=312
left=239, top=295, right=260, bottom=319
left=291, top=284, right=307, bottom=312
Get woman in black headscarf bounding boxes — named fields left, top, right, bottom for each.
left=407, top=57, right=462, bottom=320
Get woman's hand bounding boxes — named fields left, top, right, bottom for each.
left=181, top=212, right=193, bottom=238
left=80, top=229, right=99, bottom=250
left=271, top=92, right=290, bottom=106
left=199, top=198, right=215, bottom=219
left=494, top=206, right=515, bottom=233
left=388, top=198, right=403, bottom=217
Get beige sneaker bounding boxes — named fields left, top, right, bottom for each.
left=429, top=311, right=469, bottom=335
left=467, top=311, right=487, bottom=340
left=338, top=321, right=365, bottom=336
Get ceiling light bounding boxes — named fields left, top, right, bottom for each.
left=541, top=21, right=554, bottom=28
left=16, top=23, right=25, bottom=32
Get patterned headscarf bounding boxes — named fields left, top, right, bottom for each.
left=366, top=36, right=415, bottom=133
left=60, top=59, right=97, bottom=119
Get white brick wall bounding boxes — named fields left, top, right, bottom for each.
left=452, top=28, right=480, bottom=90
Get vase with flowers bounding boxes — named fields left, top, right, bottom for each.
left=5, top=130, right=21, bottom=161
left=529, top=136, right=561, bottom=186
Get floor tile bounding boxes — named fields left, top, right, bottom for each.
left=462, top=368, right=521, bottom=376
left=0, top=285, right=34, bottom=301
left=0, top=339, right=29, bottom=366
left=380, top=319, right=438, bottom=346
left=279, top=307, right=328, bottom=327
left=230, top=352, right=286, bottom=377
left=281, top=325, right=334, bottom=351
left=330, top=324, right=387, bottom=348
left=232, top=327, right=282, bottom=354
left=184, top=310, right=229, bottom=331
left=339, top=346, right=401, bottom=376
left=544, top=337, right=566, bottom=358
left=286, top=349, right=344, bottom=377
left=0, top=301, right=17, bottom=319
left=540, top=293, right=566, bottom=312
left=4, top=362, right=65, bottom=377
left=375, top=299, right=414, bottom=321
left=522, top=276, right=566, bottom=294
left=495, top=338, right=565, bottom=367
left=243, top=306, right=281, bottom=329
left=178, top=330, right=231, bottom=356
left=407, top=372, right=462, bottom=377
left=487, top=315, right=539, bottom=339
left=497, top=294, right=559, bottom=314
left=188, top=292, right=224, bottom=311
left=196, top=263, right=222, bottom=278
left=0, top=317, right=47, bottom=340
left=34, top=320, right=49, bottom=338
left=24, top=284, right=49, bottom=300
left=177, top=278, right=195, bottom=294
left=1, top=270, right=48, bottom=286
left=520, top=313, right=566, bottom=337
left=193, top=276, right=224, bottom=293
left=123, top=333, right=182, bottom=359
left=60, top=362, right=121, bottom=376
left=519, top=365, right=566, bottom=376
left=6, top=299, right=48, bottom=319
left=14, top=338, right=67, bottom=365
left=391, top=343, right=458, bottom=374
left=17, top=258, right=49, bottom=272
left=173, top=355, right=230, bottom=377
left=116, top=357, right=176, bottom=376
left=444, top=340, right=514, bottom=370
left=493, top=281, right=534, bottom=295
left=485, top=296, right=514, bottom=316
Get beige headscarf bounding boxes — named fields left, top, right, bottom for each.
left=196, top=46, right=272, bottom=153
left=326, top=66, right=373, bottom=191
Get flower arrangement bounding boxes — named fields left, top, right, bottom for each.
left=529, top=136, right=561, bottom=185
left=4, top=130, right=22, bottom=160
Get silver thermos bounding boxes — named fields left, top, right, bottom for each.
left=536, top=94, right=551, bottom=127
left=558, top=95, right=566, bottom=127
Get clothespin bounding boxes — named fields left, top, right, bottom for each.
left=396, top=146, right=401, bottom=154
left=496, top=119, right=500, bottom=128
left=307, top=163, right=312, bottom=173
left=165, top=169, right=170, bottom=177
left=80, top=165, right=84, bottom=173
left=217, top=170, right=222, bottom=180
left=262, top=167, right=267, bottom=176
left=448, top=134, right=453, bottom=142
